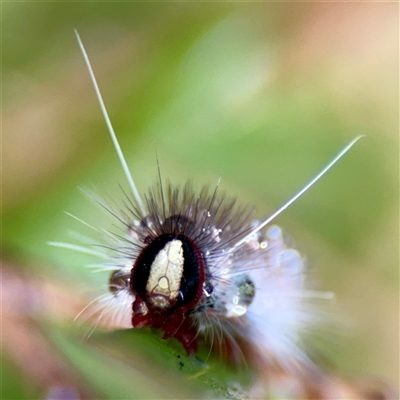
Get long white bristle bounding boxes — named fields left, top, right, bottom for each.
left=64, top=211, right=99, bottom=232
left=48, top=241, right=109, bottom=259
left=232, top=135, right=364, bottom=250
left=74, top=29, right=146, bottom=216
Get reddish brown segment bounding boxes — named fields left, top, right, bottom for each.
left=130, top=233, right=206, bottom=354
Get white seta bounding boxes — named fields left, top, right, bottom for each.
left=50, top=31, right=362, bottom=374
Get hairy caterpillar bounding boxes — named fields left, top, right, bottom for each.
left=51, top=31, right=366, bottom=397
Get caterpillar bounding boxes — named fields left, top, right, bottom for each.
left=51, top=30, right=367, bottom=398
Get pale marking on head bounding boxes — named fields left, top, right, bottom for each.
left=146, top=239, right=184, bottom=305
left=231, top=135, right=364, bottom=251
left=74, top=30, right=146, bottom=216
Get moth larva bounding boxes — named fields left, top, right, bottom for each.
left=51, top=30, right=363, bottom=397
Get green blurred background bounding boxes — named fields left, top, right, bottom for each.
left=2, top=2, right=398, bottom=399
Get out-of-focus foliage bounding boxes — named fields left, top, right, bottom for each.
left=2, top=2, right=398, bottom=399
